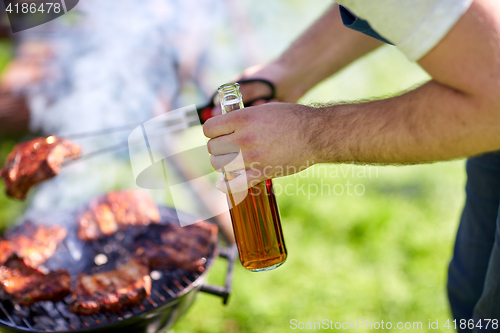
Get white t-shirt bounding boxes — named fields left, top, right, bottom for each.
left=336, top=0, right=474, bottom=61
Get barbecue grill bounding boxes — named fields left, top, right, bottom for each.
left=0, top=206, right=237, bottom=333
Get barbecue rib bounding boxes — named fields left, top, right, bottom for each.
left=0, top=136, right=81, bottom=200
left=78, top=190, right=161, bottom=241
left=69, top=259, right=152, bottom=315
left=0, top=255, right=71, bottom=306
left=6, top=221, right=67, bottom=268
left=0, top=239, right=14, bottom=265
left=135, top=222, right=218, bottom=272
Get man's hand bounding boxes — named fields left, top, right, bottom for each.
left=204, top=103, right=315, bottom=193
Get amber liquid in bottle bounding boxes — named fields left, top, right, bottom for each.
left=227, top=179, right=287, bottom=271
left=218, top=82, right=287, bottom=272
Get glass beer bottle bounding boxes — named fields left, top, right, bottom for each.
left=218, top=82, right=287, bottom=271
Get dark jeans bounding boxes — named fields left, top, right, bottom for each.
left=448, top=151, right=500, bottom=332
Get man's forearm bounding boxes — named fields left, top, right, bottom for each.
left=309, top=79, right=500, bottom=165
left=247, top=4, right=382, bottom=102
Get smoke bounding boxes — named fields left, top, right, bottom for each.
left=13, top=0, right=221, bottom=216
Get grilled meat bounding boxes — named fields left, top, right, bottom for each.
left=0, top=136, right=81, bottom=200
left=78, top=190, right=161, bottom=241
left=135, top=222, right=218, bottom=272
left=0, top=239, right=14, bottom=265
left=0, top=255, right=71, bottom=306
left=78, top=201, right=117, bottom=241
left=6, top=221, right=67, bottom=268
left=69, top=259, right=152, bottom=315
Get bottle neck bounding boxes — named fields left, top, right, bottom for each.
left=218, top=83, right=244, bottom=114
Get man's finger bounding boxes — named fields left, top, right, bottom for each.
left=210, top=153, right=241, bottom=171
left=215, top=168, right=265, bottom=194
left=203, top=113, right=236, bottom=138
left=211, top=149, right=246, bottom=172
left=208, top=140, right=240, bottom=155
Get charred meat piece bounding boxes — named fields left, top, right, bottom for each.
left=0, top=239, right=14, bottom=265
left=77, top=200, right=117, bottom=241
left=135, top=222, right=218, bottom=272
left=0, top=136, right=81, bottom=200
left=6, top=221, right=67, bottom=268
left=78, top=190, right=160, bottom=241
left=0, top=255, right=71, bottom=306
left=69, top=259, right=152, bottom=315
left=107, top=190, right=161, bottom=226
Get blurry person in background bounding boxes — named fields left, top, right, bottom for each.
left=204, top=0, right=500, bottom=328
left=0, top=40, right=50, bottom=136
